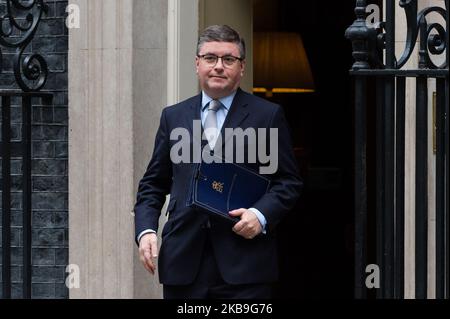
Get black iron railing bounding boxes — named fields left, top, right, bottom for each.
left=346, top=0, right=449, bottom=299
left=1, top=0, right=52, bottom=299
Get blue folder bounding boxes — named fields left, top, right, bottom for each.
left=188, top=159, right=271, bottom=223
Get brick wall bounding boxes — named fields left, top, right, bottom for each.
left=0, top=0, right=68, bottom=299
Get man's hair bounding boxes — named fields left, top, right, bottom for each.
left=197, top=25, right=246, bottom=60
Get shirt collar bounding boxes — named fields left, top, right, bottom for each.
left=201, top=90, right=237, bottom=112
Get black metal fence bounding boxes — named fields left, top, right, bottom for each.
left=346, top=0, right=449, bottom=299
left=2, top=92, right=52, bottom=299
left=1, top=0, right=52, bottom=299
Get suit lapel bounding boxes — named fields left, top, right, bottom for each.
left=186, top=93, right=202, bottom=142
left=217, top=88, right=249, bottom=149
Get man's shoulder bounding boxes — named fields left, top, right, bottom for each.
left=162, top=95, right=200, bottom=118
left=238, top=89, right=281, bottom=113
left=162, top=89, right=281, bottom=115
left=162, top=94, right=201, bottom=115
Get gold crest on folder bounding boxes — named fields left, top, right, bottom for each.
left=212, top=181, right=224, bottom=193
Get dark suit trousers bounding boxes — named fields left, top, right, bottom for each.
left=163, top=229, right=272, bottom=299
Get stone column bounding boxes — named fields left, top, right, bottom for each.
left=69, top=0, right=167, bottom=298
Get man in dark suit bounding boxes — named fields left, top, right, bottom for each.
left=134, top=25, right=302, bottom=299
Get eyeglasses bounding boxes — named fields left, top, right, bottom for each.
left=197, top=54, right=243, bottom=68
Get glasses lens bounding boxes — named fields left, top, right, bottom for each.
left=222, top=56, right=237, bottom=66
left=203, top=55, right=218, bottom=65
left=200, top=55, right=239, bottom=67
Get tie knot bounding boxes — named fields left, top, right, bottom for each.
left=208, top=99, right=221, bottom=112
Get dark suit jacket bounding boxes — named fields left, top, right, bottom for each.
left=134, top=88, right=302, bottom=285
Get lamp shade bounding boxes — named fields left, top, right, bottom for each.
left=253, top=32, right=315, bottom=94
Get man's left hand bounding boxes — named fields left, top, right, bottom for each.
left=229, top=208, right=262, bottom=239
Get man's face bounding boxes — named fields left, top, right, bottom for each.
left=196, top=41, right=245, bottom=99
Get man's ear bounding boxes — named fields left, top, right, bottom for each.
left=240, top=59, right=246, bottom=76
left=195, top=57, right=200, bottom=73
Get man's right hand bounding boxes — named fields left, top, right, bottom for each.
left=139, top=233, right=158, bottom=275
